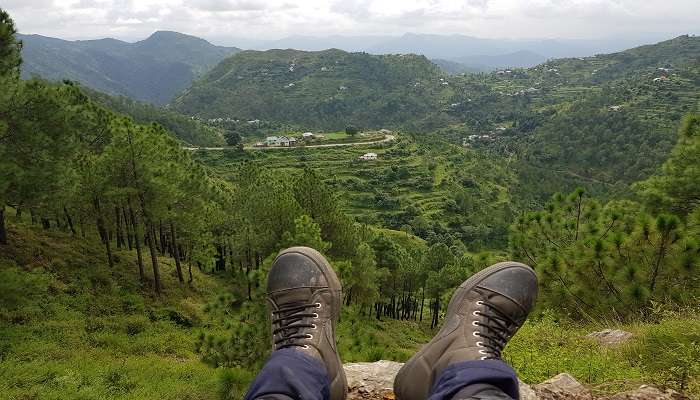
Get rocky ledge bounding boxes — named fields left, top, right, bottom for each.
left=344, top=361, right=688, bottom=400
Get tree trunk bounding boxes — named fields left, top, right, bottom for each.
left=419, top=286, right=425, bottom=322
left=169, top=222, right=184, bottom=283
left=30, top=209, right=37, bottom=225
left=41, top=218, right=51, bottom=230
left=0, top=208, right=7, bottom=245
left=128, top=198, right=146, bottom=283
left=159, top=221, right=166, bottom=255
left=122, top=205, right=133, bottom=250
left=431, top=297, right=440, bottom=329
left=64, top=207, right=77, bottom=236
left=115, top=207, right=124, bottom=249
left=147, top=222, right=162, bottom=295
left=93, top=197, right=114, bottom=269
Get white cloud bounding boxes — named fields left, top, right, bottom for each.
left=3, top=0, right=699, bottom=43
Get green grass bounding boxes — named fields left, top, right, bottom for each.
left=0, top=223, right=237, bottom=400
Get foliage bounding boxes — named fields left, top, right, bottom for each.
left=510, top=189, right=699, bottom=320
left=85, top=88, right=226, bottom=146
left=280, top=215, right=331, bottom=253
left=636, top=113, right=700, bottom=215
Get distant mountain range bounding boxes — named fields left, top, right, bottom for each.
left=17, top=30, right=693, bottom=105
left=224, top=32, right=676, bottom=70
left=172, top=35, right=699, bottom=137
left=19, top=31, right=240, bottom=104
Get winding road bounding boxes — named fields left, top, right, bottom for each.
left=184, top=134, right=396, bottom=151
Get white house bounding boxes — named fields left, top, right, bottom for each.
left=302, top=132, right=315, bottom=139
left=359, top=152, right=378, bottom=161
left=277, top=136, right=298, bottom=147
left=265, top=136, right=280, bottom=146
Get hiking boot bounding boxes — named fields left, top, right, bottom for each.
left=394, top=261, right=538, bottom=400
left=267, top=246, right=347, bottom=400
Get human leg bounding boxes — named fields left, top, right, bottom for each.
left=243, top=247, right=347, bottom=400
left=393, top=262, right=538, bottom=400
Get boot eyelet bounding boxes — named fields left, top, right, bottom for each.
left=472, top=331, right=480, bottom=337
left=480, top=356, right=487, bottom=360
left=306, top=334, right=314, bottom=339
left=315, top=303, right=322, bottom=308
left=311, top=324, right=317, bottom=329
left=312, top=313, right=319, bottom=318
left=478, top=349, right=487, bottom=355
left=302, top=345, right=310, bottom=349
left=476, top=341, right=484, bottom=347
left=476, top=301, right=484, bottom=306
left=472, top=310, right=480, bottom=316
left=472, top=321, right=479, bottom=326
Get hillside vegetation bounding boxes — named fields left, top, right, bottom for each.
left=85, top=88, right=225, bottom=147
left=173, top=48, right=453, bottom=131
left=19, top=31, right=240, bottom=104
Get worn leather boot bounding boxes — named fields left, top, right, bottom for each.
left=267, top=247, right=347, bottom=400
left=394, top=261, right=538, bottom=400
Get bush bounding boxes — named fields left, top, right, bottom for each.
left=625, top=316, right=700, bottom=393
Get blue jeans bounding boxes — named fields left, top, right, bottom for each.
left=244, top=349, right=518, bottom=400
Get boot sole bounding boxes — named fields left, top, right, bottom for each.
left=276, top=247, right=347, bottom=400
left=394, top=261, right=535, bottom=400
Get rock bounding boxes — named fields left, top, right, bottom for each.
left=519, top=379, right=539, bottom=400
left=344, top=362, right=549, bottom=400
left=533, top=373, right=593, bottom=400
left=342, top=362, right=688, bottom=400
left=344, top=360, right=402, bottom=399
left=602, top=385, right=690, bottom=400
left=586, top=329, right=633, bottom=346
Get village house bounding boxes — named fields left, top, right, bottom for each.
left=359, top=152, right=378, bottom=161
left=302, top=132, right=315, bottom=140
left=279, top=136, right=297, bottom=147
left=265, top=136, right=298, bottom=147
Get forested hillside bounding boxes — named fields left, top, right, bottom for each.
left=172, top=48, right=453, bottom=130
left=19, top=31, right=240, bottom=104
left=85, top=88, right=225, bottom=147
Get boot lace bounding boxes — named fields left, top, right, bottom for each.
left=272, top=302, right=320, bottom=350
left=472, top=299, right=518, bottom=359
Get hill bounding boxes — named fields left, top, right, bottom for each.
left=172, top=49, right=453, bottom=131
left=441, top=35, right=700, bottom=202
left=19, top=31, right=240, bottom=104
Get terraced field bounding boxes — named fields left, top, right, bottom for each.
left=193, top=134, right=515, bottom=249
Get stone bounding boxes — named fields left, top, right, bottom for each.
left=344, top=362, right=546, bottom=400
left=344, top=360, right=403, bottom=399
left=342, top=362, right=690, bottom=400
left=519, top=379, right=539, bottom=400
left=603, top=385, right=690, bottom=400
left=586, top=329, right=633, bottom=346
left=533, top=373, right=593, bottom=400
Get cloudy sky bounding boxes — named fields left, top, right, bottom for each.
left=3, top=0, right=699, bottom=45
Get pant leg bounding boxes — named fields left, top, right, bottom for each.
left=450, top=383, right=515, bottom=399
left=244, top=348, right=331, bottom=400
left=428, top=360, right=518, bottom=400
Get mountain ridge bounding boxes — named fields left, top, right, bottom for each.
left=19, top=31, right=240, bottom=104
